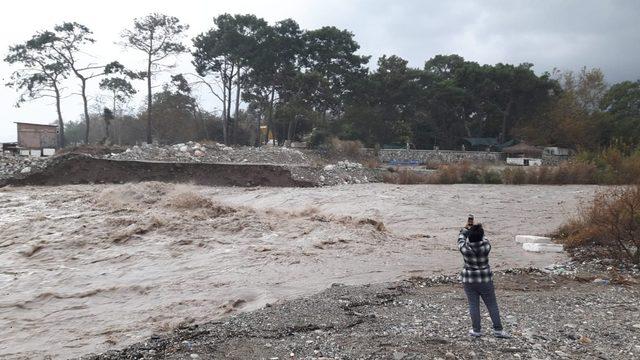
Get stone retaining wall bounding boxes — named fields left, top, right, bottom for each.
left=364, top=149, right=506, bottom=164
left=541, top=153, right=570, bottom=166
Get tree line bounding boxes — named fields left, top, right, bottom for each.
left=5, top=13, right=640, bottom=151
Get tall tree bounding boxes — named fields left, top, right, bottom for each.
left=343, top=55, right=421, bottom=146
left=601, top=80, right=640, bottom=145
left=5, top=31, right=69, bottom=146
left=122, top=13, right=188, bottom=143
left=567, top=67, right=608, bottom=115
left=99, top=77, right=136, bottom=142
left=193, top=13, right=267, bottom=145
left=47, top=22, right=104, bottom=144
left=243, top=18, right=303, bottom=145
left=144, top=80, right=200, bottom=144
left=514, top=68, right=607, bottom=149
left=302, top=26, right=370, bottom=121
left=456, top=62, right=558, bottom=142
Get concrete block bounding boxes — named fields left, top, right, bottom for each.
left=19, top=149, right=30, bottom=156
left=30, top=149, right=41, bottom=157
left=516, top=235, right=552, bottom=244
left=522, top=243, right=564, bottom=253
left=42, top=148, right=55, bottom=156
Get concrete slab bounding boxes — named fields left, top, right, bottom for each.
left=516, top=235, right=552, bottom=244
left=522, top=242, right=564, bottom=253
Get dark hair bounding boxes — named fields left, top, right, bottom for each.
left=468, top=223, right=484, bottom=242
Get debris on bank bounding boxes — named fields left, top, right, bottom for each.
left=103, top=142, right=312, bottom=165
left=2, top=142, right=380, bottom=186
left=0, top=154, right=50, bottom=180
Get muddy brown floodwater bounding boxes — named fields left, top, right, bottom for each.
left=0, top=183, right=600, bottom=359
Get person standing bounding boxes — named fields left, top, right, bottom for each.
left=457, top=222, right=510, bottom=338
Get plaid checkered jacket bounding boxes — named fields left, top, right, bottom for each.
left=457, top=229, right=493, bottom=283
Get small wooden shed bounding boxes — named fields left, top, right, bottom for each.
left=15, top=122, right=59, bottom=156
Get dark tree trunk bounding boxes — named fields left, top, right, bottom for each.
left=226, top=66, right=234, bottom=145
left=255, top=113, right=261, bottom=147
left=104, top=120, right=111, bottom=144
left=500, top=98, right=514, bottom=143
left=221, top=71, right=228, bottom=145
left=233, top=67, right=241, bottom=145
left=104, top=93, right=116, bottom=144
left=287, top=116, right=297, bottom=144
left=200, top=111, right=209, bottom=140
left=265, top=87, right=275, bottom=146
left=54, top=84, right=65, bottom=148
left=80, top=78, right=90, bottom=144
left=146, top=55, right=153, bottom=144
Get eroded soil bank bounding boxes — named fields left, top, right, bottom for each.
left=0, top=154, right=314, bottom=188
left=0, top=183, right=600, bottom=359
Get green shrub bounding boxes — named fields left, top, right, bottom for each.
left=308, top=128, right=331, bottom=148
left=481, top=169, right=503, bottom=184
left=503, top=167, right=527, bottom=184
left=461, top=167, right=482, bottom=183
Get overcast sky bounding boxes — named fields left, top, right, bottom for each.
left=1, top=0, right=639, bottom=142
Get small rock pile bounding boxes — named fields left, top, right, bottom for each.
left=103, top=142, right=311, bottom=165
left=0, top=154, right=50, bottom=179
left=289, top=159, right=375, bottom=186
left=323, top=160, right=364, bottom=171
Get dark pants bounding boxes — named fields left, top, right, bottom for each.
left=463, top=281, right=503, bottom=332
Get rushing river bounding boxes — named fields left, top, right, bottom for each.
left=0, top=183, right=599, bottom=359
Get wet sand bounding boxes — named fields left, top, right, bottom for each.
left=0, top=183, right=600, bottom=359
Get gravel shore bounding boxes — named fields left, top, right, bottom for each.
left=80, top=268, right=640, bottom=360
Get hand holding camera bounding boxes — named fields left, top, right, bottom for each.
left=465, top=214, right=474, bottom=229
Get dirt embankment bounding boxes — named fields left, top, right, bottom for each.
left=80, top=269, right=640, bottom=360
left=0, top=154, right=314, bottom=188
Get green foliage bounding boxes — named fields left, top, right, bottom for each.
left=514, top=67, right=616, bottom=151
left=341, top=54, right=558, bottom=149
left=103, top=107, right=114, bottom=120
left=192, top=14, right=270, bottom=145
left=99, top=77, right=136, bottom=104
left=308, top=128, right=331, bottom=148
left=122, top=13, right=189, bottom=143
left=4, top=28, right=69, bottom=146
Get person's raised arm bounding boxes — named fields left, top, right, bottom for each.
left=457, top=228, right=467, bottom=250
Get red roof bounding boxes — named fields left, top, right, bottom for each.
left=501, top=142, right=543, bottom=156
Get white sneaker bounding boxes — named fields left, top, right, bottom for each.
left=493, top=330, right=511, bottom=339
left=468, top=329, right=482, bottom=337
